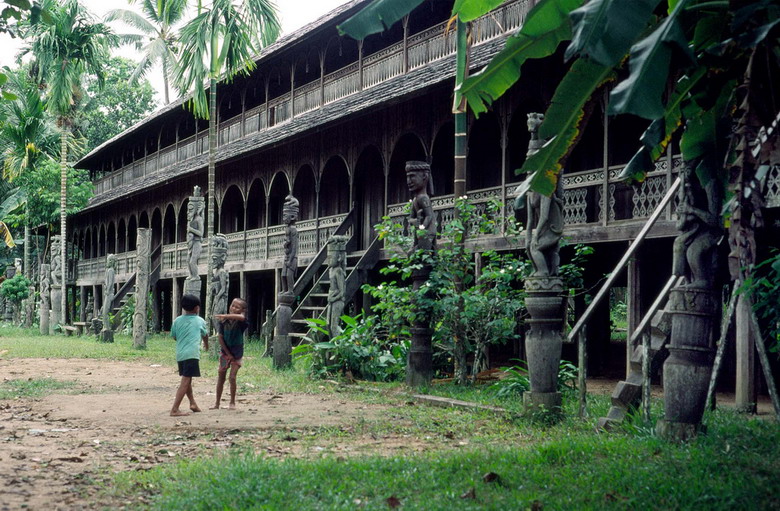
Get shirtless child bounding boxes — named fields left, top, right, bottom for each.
left=210, top=298, right=249, bottom=410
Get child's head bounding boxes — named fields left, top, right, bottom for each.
left=229, top=297, right=247, bottom=315
left=181, top=294, right=201, bottom=313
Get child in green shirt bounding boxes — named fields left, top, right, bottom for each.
left=169, top=294, right=209, bottom=416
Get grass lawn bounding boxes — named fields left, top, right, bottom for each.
left=2, top=326, right=779, bottom=510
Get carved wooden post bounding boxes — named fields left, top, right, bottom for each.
left=100, top=254, right=116, bottom=343
left=133, top=228, right=151, bottom=349
left=657, top=162, right=722, bottom=441
left=50, top=236, right=63, bottom=331
left=274, top=195, right=299, bottom=369
left=405, top=161, right=436, bottom=387
left=517, top=113, right=566, bottom=417
left=209, top=233, right=229, bottom=348
left=326, top=235, right=349, bottom=337
left=39, top=263, right=50, bottom=335
left=183, top=186, right=205, bottom=297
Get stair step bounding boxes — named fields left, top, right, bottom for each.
left=300, top=306, right=326, bottom=311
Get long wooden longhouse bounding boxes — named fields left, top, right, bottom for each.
left=69, top=0, right=780, bottom=375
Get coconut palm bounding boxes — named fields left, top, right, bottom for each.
left=0, top=70, right=60, bottom=277
left=23, top=0, right=115, bottom=323
left=174, top=0, right=280, bottom=323
left=105, top=0, right=188, bottom=104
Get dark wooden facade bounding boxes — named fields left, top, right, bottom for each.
left=68, top=0, right=780, bottom=357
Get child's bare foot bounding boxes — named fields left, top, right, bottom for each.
left=209, top=404, right=220, bottom=410
left=190, top=405, right=202, bottom=412
left=170, top=410, right=191, bottom=417
left=228, top=403, right=236, bottom=410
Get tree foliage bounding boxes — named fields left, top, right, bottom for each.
left=79, top=57, right=158, bottom=152
left=0, top=272, right=30, bottom=304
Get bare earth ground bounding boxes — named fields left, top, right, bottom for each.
left=0, top=358, right=408, bottom=511
left=0, top=359, right=775, bottom=510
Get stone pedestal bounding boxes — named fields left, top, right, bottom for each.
left=51, top=287, right=62, bottom=331
left=406, top=266, right=433, bottom=388
left=40, top=306, right=49, bottom=335
left=273, top=292, right=295, bottom=369
left=183, top=277, right=201, bottom=298
left=523, top=277, right=565, bottom=416
left=657, top=286, right=717, bottom=441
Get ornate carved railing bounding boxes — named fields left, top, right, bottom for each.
left=92, top=0, right=534, bottom=196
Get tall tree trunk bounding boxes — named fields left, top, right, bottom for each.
left=60, top=127, right=68, bottom=324
left=452, top=19, right=469, bottom=385
left=23, top=218, right=30, bottom=279
left=162, top=58, right=171, bottom=105
left=205, top=76, right=217, bottom=327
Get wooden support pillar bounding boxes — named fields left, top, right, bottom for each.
left=172, top=277, right=181, bottom=322
left=735, top=293, right=757, bottom=413
left=80, top=286, right=87, bottom=323
left=626, top=253, right=641, bottom=379
left=240, top=271, right=247, bottom=302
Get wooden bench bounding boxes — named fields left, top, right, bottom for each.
left=72, top=322, right=89, bottom=336
left=62, top=325, right=78, bottom=336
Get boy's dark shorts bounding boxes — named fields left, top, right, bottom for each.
left=178, top=359, right=201, bottom=377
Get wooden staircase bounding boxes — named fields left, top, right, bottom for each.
left=288, top=235, right=382, bottom=342
left=596, top=276, right=682, bottom=429
left=109, top=243, right=162, bottom=329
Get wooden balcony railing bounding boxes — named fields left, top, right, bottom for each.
left=92, top=0, right=532, bottom=196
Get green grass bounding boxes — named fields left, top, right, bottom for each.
left=114, top=410, right=780, bottom=510
left=0, top=377, right=76, bottom=399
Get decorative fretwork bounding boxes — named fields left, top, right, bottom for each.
left=564, top=188, right=588, bottom=224
left=563, top=170, right=604, bottom=188
left=765, top=164, right=780, bottom=208
left=632, top=175, right=666, bottom=219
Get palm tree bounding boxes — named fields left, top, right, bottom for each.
left=0, top=69, right=60, bottom=279
left=174, top=0, right=280, bottom=323
left=105, top=0, right=187, bottom=104
left=24, top=0, right=114, bottom=324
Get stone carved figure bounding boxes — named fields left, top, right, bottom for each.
left=85, top=293, right=94, bottom=323
left=326, top=235, right=349, bottom=336
left=50, top=237, right=62, bottom=287
left=672, top=163, right=722, bottom=288
left=133, top=229, right=151, bottom=348
left=405, top=161, right=436, bottom=252
left=281, top=195, right=299, bottom=295
left=517, top=113, right=563, bottom=277
left=101, top=254, right=116, bottom=342
left=209, top=234, right=229, bottom=329
left=187, top=187, right=205, bottom=281
left=39, top=263, right=50, bottom=335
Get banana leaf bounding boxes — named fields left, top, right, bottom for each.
left=338, top=0, right=427, bottom=39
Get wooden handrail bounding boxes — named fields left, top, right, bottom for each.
left=567, top=176, right=682, bottom=343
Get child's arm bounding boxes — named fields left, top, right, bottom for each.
left=202, top=333, right=209, bottom=351
left=214, top=313, right=246, bottom=322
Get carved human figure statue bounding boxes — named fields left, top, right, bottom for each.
left=209, top=234, right=229, bottom=328
left=326, top=235, right=349, bottom=336
left=50, top=237, right=62, bottom=287
left=405, top=161, right=436, bottom=252
left=102, top=254, right=117, bottom=323
left=39, top=263, right=51, bottom=335
left=517, top=113, right=564, bottom=277
left=187, top=187, right=205, bottom=281
left=672, top=162, right=722, bottom=288
left=281, top=195, right=299, bottom=294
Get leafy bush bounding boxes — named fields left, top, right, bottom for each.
left=742, top=249, right=780, bottom=356
left=292, top=315, right=407, bottom=382
left=0, top=273, right=30, bottom=304
left=491, top=359, right=578, bottom=397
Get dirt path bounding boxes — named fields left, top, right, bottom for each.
left=0, top=358, right=397, bottom=511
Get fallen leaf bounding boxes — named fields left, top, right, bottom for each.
left=531, top=500, right=543, bottom=510
left=386, top=496, right=401, bottom=508
left=56, top=456, right=84, bottom=463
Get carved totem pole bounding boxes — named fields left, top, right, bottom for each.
left=184, top=186, right=205, bottom=297
left=326, top=235, right=350, bottom=337
left=274, top=195, right=299, bottom=369
left=101, top=254, right=117, bottom=343
left=133, top=228, right=151, bottom=348
left=50, top=236, right=63, bottom=330
left=656, top=161, right=723, bottom=441
left=39, top=263, right=51, bottom=335
left=517, top=113, right=566, bottom=415
left=405, top=160, right=436, bottom=387
left=209, top=233, right=229, bottom=331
